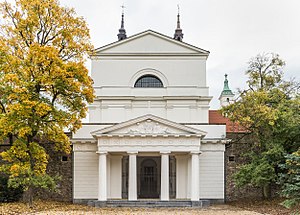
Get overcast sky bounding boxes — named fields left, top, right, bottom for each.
left=15, top=0, right=300, bottom=108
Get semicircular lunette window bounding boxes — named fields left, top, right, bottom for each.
left=134, top=75, right=163, bottom=88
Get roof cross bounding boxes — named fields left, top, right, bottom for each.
left=121, top=4, right=125, bottom=14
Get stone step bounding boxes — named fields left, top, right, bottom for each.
left=88, top=200, right=210, bottom=208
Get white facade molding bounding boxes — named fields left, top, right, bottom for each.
left=201, top=138, right=230, bottom=144
left=97, top=136, right=200, bottom=153
left=71, top=139, right=97, bottom=144
left=73, top=142, right=97, bottom=152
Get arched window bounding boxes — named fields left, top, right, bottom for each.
left=134, top=75, right=163, bottom=88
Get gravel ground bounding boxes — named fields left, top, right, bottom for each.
left=32, top=205, right=264, bottom=215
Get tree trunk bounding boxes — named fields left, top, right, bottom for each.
left=262, top=183, right=272, bottom=199
left=23, top=186, right=34, bottom=208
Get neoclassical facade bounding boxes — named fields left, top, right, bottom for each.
left=72, top=17, right=227, bottom=205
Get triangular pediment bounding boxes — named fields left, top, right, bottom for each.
left=93, top=30, right=209, bottom=56
left=91, top=114, right=207, bottom=137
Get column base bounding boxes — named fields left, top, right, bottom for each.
left=160, top=199, right=170, bottom=201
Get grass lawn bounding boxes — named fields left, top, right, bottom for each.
left=0, top=199, right=298, bottom=215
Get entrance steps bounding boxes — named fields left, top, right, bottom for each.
left=88, top=199, right=210, bottom=208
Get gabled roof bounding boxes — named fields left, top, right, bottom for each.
left=93, top=29, right=209, bottom=56
left=91, top=114, right=207, bottom=137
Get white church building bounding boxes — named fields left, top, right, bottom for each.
left=71, top=12, right=228, bottom=206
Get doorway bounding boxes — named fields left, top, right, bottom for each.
left=138, top=157, right=160, bottom=198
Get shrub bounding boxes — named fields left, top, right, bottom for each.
left=0, top=174, right=23, bottom=202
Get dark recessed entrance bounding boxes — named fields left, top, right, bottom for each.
left=121, top=155, right=176, bottom=200
left=138, top=157, right=160, bottom=198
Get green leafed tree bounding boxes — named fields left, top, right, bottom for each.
left=221, top=53, right=300, bottom=199
left=0, top=0, right=94, bottom=206
left=279, top=150, right=300, bottom=208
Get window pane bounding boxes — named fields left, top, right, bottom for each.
left=134, top=75, right=163, bottom=88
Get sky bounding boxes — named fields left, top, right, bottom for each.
left=7, top=0, right=300, bottom=109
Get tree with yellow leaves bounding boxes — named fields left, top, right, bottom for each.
left=0, top=0, right=94, bottom=206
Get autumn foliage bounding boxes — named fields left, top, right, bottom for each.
left=0, top=0, right=94, bottom=205
left=221, top=53, right=300, bottom=201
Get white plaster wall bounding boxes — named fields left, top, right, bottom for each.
left=192, top=125, right=226, bottom=139
left=199, top=149, right=224, bottom=199
left=73, top=151, right=98, bottom=199
left=92, top=58, right=207, bottom=88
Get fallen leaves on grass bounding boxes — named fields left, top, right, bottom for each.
left=0, top=201, right=91, bottom=215
left=0, top=203, right=258, bottom=215
left=229, top=198, right=300, bottom=215
left=1, top=200, right=292, bottom=215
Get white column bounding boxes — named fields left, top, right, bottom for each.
left=128, top=152, right=137, bottom=201
left=176, top=155, right=188, bottom=199
left=190, top=152, right=200, bottom=201
left=109, top=155, right=123, bottom=199
left=98, top=151, right=107, bottom=201
left=160, top=151, right=170, bottom=201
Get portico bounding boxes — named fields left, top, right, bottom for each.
left=96, top=151, right=201, bottom=201
left=91, top=114, right=205, bottom=201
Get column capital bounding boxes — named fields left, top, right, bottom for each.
left=127, top=151, right=138, bottom=155
left=160, top=151, right=171, bottom=154
left=190, top=151, right=202, bottom=155
left=97, top=151, right=108, bottom=155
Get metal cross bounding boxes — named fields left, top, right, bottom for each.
left=121, top=4, right=126, bottom=13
